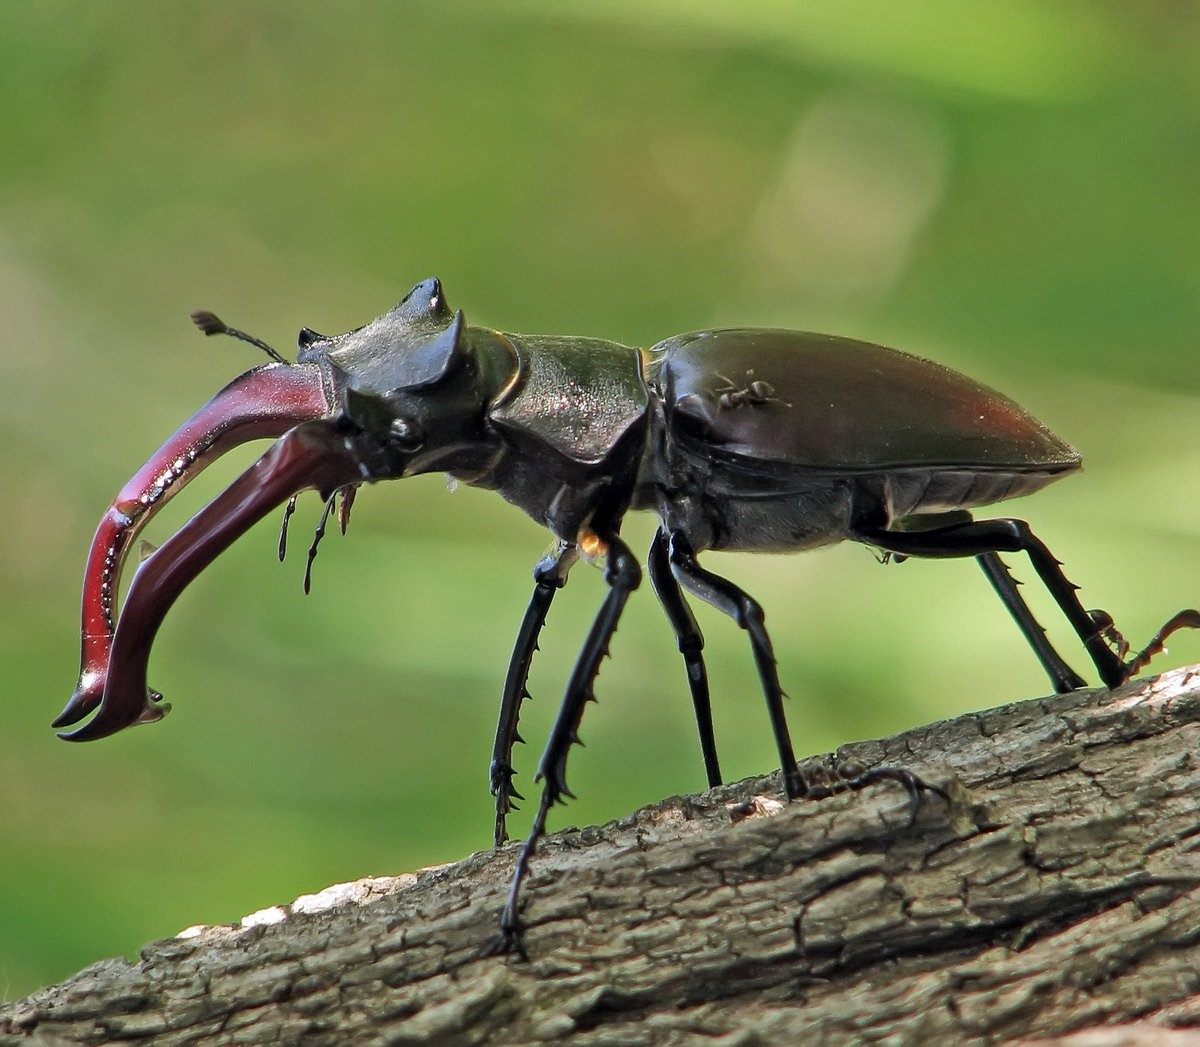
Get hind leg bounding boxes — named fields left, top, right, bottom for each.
left=857, top=516, right=1198, bottom=688
left=977, top=551, right=1087, bottom=693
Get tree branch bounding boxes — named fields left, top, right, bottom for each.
left=6, top=666, right=1200, bottom=1045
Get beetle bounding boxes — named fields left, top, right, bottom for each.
left=57, top=277, right=1199, bottom=948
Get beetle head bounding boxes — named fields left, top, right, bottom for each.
left=294, top=278, right=514, bottom=479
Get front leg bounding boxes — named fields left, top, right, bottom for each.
left=491, top=541, right=577, bottom=847
left=497, top=530, right=640, bottom=952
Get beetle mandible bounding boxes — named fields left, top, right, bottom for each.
left=57, top=277, right=1200, bottom=948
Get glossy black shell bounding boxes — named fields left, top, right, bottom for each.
left=302, top=280, right=1082, bottom=552
left=491, top=334, right=648, bottom=467
left=652, top=329, right=1080, bottom=472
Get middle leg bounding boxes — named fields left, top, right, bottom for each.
left=648, top=527, right=722, bottom=789
left=665, top=531, right=943, bottom=811
left=665, top=531, right=804, bottom=799
left=976, top=551, right=1087, bottom=693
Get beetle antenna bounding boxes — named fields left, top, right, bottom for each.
left=190, top=310, right=291, bottom=365
left=303, top=494, right=336, bottom=595
left=278, top=495, right=298, bottom=562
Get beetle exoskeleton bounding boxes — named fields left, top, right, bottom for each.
left=59, top=278, right=1199, bottom=949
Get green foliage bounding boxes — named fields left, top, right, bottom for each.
left=2, top=1, right=1199, bottom=998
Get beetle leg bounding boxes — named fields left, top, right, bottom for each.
left=1087, top=609, right=1130, bottom=661
left=490, top=541, right=578, bottom=847
left=666, top=531, right=805, bottom=800
left=496, top=532, right=640, bottom=953
left=1122, top=609, right=1200, bottom=679
left=977, top=552, right=1087, bottom=693
left=855, top=518, right=1199, bottom=689
left=647, top=528, right=722, bottom=789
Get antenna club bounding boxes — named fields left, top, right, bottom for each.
left=190, top=310, right=228, bottom=337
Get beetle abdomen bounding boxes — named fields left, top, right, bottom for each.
left=654, top=329, right=1080, bottom=473
left=656, top=459, right=1073, bottom=553
left=880, top=464, right=1072, bottom=520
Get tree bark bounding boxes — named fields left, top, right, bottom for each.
left=6, top=666, right=1200, bottom=1046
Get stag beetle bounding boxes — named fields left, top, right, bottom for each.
left=57, top=277, right=1199, bottom=948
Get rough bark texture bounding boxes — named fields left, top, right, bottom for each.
left=7, top=666, right=1200, bottom=1046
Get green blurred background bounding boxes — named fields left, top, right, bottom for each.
left=3, top=1, right=1199, bottom=999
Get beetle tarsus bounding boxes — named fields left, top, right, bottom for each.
left=803, top=757, right=949, bottom=827
left=1119, top=609, right=1200, bottom=682
left=496, top=789, right=553, bottom=960
left=834, top=764, right=949, bottom=827
left=486, top=922, right=528, bottom=962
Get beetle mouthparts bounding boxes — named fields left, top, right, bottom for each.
left=59, top=421, right=366, bottom=742
left=56, top=362, right=343, bottom=733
